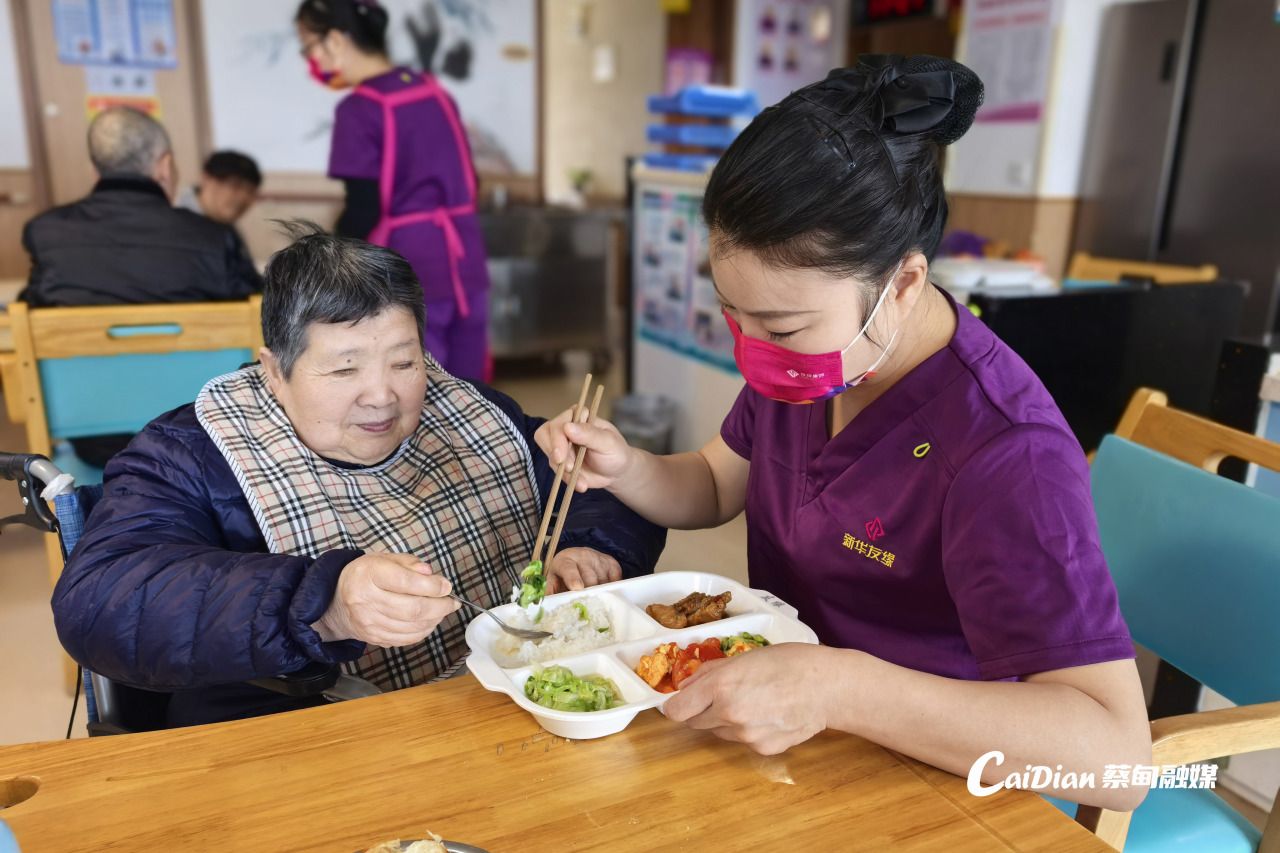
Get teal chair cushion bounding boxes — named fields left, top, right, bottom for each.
left=1044, top=790, right=1261, bottom=852
left=50, top=442, right=104, bottom=489
left=1087, top=436, right=1279, bottom=851
left=37, top=348, right=249, bottom=484
left=1092, top=436, right=1280, bottom=707
left=39, top=349, right=249, bottom=439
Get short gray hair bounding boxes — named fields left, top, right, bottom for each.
left=87, top=107, right=172, bottom=176
left=262, top=221, right=426, bottom=378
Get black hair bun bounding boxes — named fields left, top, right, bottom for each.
left=361, top=1, right=389, bottom=31
left=342, top=0, right=389, bottom=37
left=888, top=55, right=983, bottom=145
left=795, top=54, right=984, bottom=146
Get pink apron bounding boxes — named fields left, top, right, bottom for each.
left=353, top=73, right=477, bottom=318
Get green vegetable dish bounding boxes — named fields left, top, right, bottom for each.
left=514, top=560, right=547, bottom=607
left=523, top=666, right=622, bottom=712
left=721, top=633, right=770, bottom=655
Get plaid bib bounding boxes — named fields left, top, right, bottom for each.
left=195, top=360, right=539, bottom=691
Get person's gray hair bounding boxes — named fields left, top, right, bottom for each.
left=262, top=221, right=426, bottom=378
left=87, top=107, right=172, bottom=177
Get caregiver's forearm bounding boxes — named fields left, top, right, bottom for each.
left=607, top=449, right=728, bottom=529
left=823, top=648, right=1152, bottom=811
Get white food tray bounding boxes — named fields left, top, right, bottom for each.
left=464, top=571, right=819, bottom=739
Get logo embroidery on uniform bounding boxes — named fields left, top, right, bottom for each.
left=865, top=517, right=885, bottom=542
left=841, top=532, right=895, bottom=568
left=913, top=442, right=931, bottom=458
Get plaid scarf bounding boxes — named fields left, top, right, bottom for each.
left=195, top=359, right=539, bottom=691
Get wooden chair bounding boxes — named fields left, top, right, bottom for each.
left=9, top=297, right=262, bottom=468
left=1114, top=388, right=1280, bottom=476
left=0, top=351, right=21, bottom=423
left=7, top=297, right=262, bottom=689
left=1068, top=252, right=1219, bottom=285
left=0, top=308, right=20, bottom=423
left=1075, top=389, right=1280, bottom=852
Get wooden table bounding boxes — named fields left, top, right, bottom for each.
left=0, top=676, right=1111, bottom=853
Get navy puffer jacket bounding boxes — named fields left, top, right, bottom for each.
left=51, top=383, right=665, bottom=720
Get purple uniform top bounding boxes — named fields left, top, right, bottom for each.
left=720, top=290, right=1134, bottom=681
left=328, top=68, right=489, bottom=307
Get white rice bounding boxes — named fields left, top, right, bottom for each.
left=493, top=596, right=614, bottom=665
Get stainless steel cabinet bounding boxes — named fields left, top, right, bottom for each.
left=480, top=208, right=619, bottom=368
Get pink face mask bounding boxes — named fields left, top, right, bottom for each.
left=726, top=263, right=902, bottom=404
left=307, top=56, right=347, bottom=90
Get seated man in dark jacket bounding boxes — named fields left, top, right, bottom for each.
left=51, top=225, right=665, bottom=728
left=21, top=107, right=264, bottom=466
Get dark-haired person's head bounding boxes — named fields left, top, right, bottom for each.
left=295, top=0, right=390, bottom=89
left=703, top=55, right=983, bottom=393
left=87, top=107, right=176, bottom=200
left=199, top=150, right=261, bottom=225
left=260, top=221, right=427, bottom=464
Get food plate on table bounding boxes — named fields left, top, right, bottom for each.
left=358, top=837, right=489, bottom=852
left=464, top=571, right=819, bottom=739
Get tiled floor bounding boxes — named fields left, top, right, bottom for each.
left=0, top=406, right=88, bottom=744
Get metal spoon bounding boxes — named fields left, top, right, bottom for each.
left=449, top=593, right=551, bottom=641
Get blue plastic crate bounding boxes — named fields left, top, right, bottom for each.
left=646, top=123, right=739, bottom=148
left=642, top=152, right=720, bottom=172
left=647, top=85, right=759, bottom=118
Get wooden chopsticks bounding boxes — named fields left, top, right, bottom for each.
left=531, top=374, right=605, bottom=571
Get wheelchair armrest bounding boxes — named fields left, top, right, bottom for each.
left=247, top=662, right=340, bottom=698
left=0, top=453, right=61, bottom=534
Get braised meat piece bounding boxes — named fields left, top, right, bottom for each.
left=685, top=591, right=731, bottom=625
left=645, top=591, right=732, bottom=628
left=646, top=603, right=687, bottom=629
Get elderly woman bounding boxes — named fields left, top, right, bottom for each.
left=51, top=227, right=664, bottom=727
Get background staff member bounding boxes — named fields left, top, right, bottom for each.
left=296, top=0, right=491, bottom=381
left=537, top=56, right=1152, bottom=811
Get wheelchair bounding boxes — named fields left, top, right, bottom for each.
left=0, top=451, right=378, bottom=736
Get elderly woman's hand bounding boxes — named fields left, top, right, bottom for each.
left=546, top=547, right=622, bottom=594
left=312, top=553, right=460, bottom=647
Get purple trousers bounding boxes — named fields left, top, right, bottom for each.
left=425, top=292, right=489, bottom=382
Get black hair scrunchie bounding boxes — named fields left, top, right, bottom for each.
left=794, top=54, right=983, bottom=146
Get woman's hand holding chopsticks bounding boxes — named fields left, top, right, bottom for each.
left=533, top=409, right=636, bottom=493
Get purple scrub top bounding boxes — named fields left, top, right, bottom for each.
left=721, top=289, right=1135, bottom=681
left=328, top=68, right=489, bottom=308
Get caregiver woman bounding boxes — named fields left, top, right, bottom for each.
left=297, top=0, right=489, bottom=380
left=538, top=56, right=1151, bottom=810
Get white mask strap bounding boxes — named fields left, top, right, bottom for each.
left=840, top=260, right=904, bottom=356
